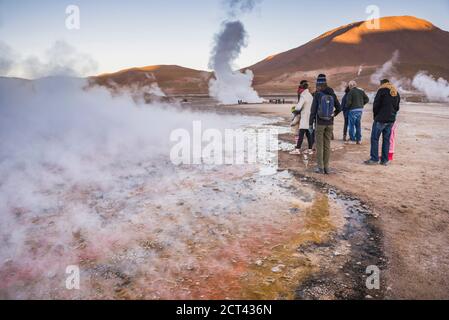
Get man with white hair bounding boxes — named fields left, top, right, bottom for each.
left=346, top=80, right=369, bottom=144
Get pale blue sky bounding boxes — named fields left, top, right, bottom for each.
left=1, top=0, right=448, bottom=76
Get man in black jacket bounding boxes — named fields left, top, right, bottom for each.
left=309, top=74, right=341, bottom=174
left=365, top=79, right=400, bottom=166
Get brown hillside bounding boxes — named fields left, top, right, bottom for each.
left=248, top=16, right=449, bottom=93
left=93, top=65, right=212, bottom=95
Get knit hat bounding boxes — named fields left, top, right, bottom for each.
left=316, top=74, right=327, bottom=85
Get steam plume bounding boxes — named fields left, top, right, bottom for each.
left=0, top=41, right=14, bottom=76
left=412, top=72, right=449, bottom=102
left=0, top=41, right=98, bottom=79
left=208, top=0, right=263, bottom=104
left=370, top=50, right=400, bottom=85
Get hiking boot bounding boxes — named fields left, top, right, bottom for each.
left=364, top=159, right=379, bottom=165
left=289, top=149, right=301, bottom=155
left=343, top=135, right=347, bottom=141
left=356, top=141, right=362, bottom=145
left=380, top=161, right=389, bottom=166
left=314, top=167, right=325, bottom=174
left=324, top=168, right=331, bottom=175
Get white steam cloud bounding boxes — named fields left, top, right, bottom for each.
left=0, top=40, right=98, bottom=79
left=370, top=50, right=400, bottom=85
left=227, top=0, right=261, bottom=16
left=0, top=41, right=14, bottom=76
left=412, top=72, right=449, bottom=102
left=0, top=76, right=266, bottom=298
left=371, top=50, right=449, bottom=102
left=208, top=0, right=263, bottom=105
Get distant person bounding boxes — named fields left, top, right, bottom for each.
left=297, top=83, right=303, bottom=102
left=365, top=79, right=401, bottom=166
left=346, top=80, right=369, bottom=144
left=309, top=74, right=341, bottom=174
left=341, top=86, right=350, bottom=141
left=290, top=80, right=314, bottom=155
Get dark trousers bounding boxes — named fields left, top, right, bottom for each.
left=316, top=125, right=333, bottom=169
left=343, top=111, right=349, bottom=137
left=370, top=121, right=393, bottom=163
left=296, top=129, right=314, bottom=149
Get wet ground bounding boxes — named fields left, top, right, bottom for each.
left=0, top=102, right=386, bottom=300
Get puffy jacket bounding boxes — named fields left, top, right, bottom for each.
left=309, top=86, right=341, bottom=126
left=346, top=87, right=369, bottom=110
left=373, top=83, right=401, bottom=123
left=295, top=89, right=313, bottom=129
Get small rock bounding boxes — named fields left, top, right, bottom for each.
left=365, top=295, right=373, bottom=299
left=255, top=259, right=263, bottom=266
left=289, top=207, right=300, bottom=214
left=334, top=251, right=342, bottom=256
left=271, top=264, right=285, bottom=273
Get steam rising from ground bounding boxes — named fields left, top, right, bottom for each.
left=0, top=41, right=98, bottom=79
left=208, top=0, right=263, bottom=104
left=412, top=72, right=449, bottom=102
left=0, top=76, right=307, bottom=299
left=371, top=50, right=399, bottom=85
left=0, top=41, right=14, bottom=75
left=371, top=50, right=449, bottom=102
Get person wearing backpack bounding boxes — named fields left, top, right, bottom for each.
left=309, top=74, right=342, bottom=174
left=346, top=80, right=370, bottom=144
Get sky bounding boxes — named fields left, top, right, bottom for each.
left=1, top=0, right=448, bottom=77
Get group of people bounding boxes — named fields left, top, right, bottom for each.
left=290, top=74, right=400, bottom=174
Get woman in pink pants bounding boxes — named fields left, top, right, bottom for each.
left=389, top=122, right=398, bottom=161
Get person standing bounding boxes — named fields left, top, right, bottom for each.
left=341, top=86, right=350, bottom=141
left=365, top=79, right=401, bottom=166
left=346, top=80, right=369, bottom=144
left=297, top=82, right=303, bottom=102
left=388, top=121, right=399, bottom=161
left=290, top=80, right=314, bottom=155
left=309, top=74, right=341, bottom=174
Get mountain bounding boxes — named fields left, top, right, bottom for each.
left=91, top=16, right=449, bottom=95
left=248, top=16, right=449, bottom=93
left=92, top=65, right=212, bottom=95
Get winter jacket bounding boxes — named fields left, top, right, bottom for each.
left=346, top=87, right=369, bottom=110
left=373, top=82, right=401, bottom=123
left=295, top=89, right=313, bottom=129
left=309, top=86, right=341, bottom=126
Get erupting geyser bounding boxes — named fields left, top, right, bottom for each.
left=208, top=0, right=263, bottom=105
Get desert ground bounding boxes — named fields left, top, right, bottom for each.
left=223, top=100, right=449, bottom=299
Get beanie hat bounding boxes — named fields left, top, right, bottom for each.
left=316, top=74, right=327, bottom=85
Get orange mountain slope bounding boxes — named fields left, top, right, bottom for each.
left=92, top=16, right=449, bottom=95
left=247, top=16, right=449, bottom=93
